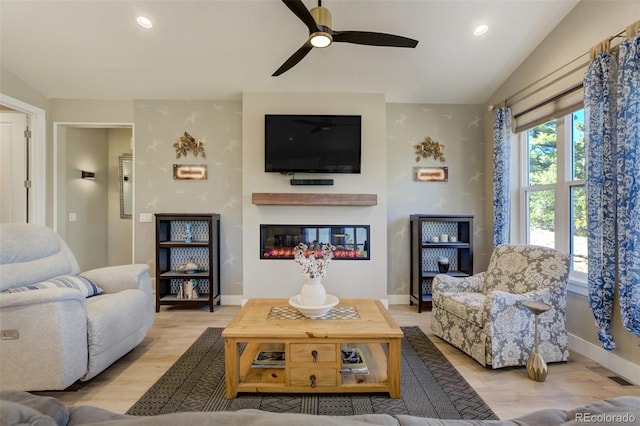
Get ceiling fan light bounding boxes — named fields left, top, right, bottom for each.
left=310, top=32, right=332, bottom=48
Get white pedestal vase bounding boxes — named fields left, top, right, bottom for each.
left=300, top=276, right=326, bottom=306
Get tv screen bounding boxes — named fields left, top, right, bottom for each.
left=265, top=114, right=361, bottom=174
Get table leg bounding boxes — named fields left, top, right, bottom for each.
left=224, top=338, right=238, bottom=398
left=387, top=339, right=401, bottom=398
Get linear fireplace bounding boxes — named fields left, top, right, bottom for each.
left=260, top=224, right=370, bottom=260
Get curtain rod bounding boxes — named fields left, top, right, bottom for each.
left=489, top=26, right=627, bottom=111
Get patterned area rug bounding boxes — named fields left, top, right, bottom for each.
left=126, top=326, right=497, bottom=420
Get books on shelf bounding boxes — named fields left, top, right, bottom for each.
left=252, top=351, right=285, bottom=368
left=341, top=348, right=369, bottom=375
left=176, top=279, right=199, bottom=299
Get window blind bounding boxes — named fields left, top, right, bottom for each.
left=511, top=61, right=586, bottom=133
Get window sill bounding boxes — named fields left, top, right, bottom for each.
left=567, top=277, right=588, bottom=296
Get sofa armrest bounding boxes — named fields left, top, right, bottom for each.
left=432, top=272, right=485, bottom=294
left=0, top=289, right=88, bottom=390
left=81, top=264, right=151, bottom=295
left=0, top=287, right=86, bottom=309
left=484, top=288, right=562, bottom=336
left=486, top=288, right=557, bottom=312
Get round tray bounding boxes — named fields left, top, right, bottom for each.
left=288, top=294, right=339, bottom=318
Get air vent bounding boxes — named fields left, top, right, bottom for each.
left=608, top=376, right=634, bottom=386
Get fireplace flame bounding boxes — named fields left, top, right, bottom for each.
left=263, top=248, right=363, bottom=259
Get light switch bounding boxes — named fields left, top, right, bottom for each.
left=139, top=213, right=153, bottom=223
left=69, top=212, right=77, bottom=222
left=1, top=329, right=19, bottom=340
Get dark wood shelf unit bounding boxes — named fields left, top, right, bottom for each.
left=155, top=213, right=221, bottom=312
left=410, top=214, right=474, bottom=312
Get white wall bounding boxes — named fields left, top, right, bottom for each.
left=64, top=127, right=109, bottom=271
left=386, top=103, right=486, bottom=302
left=107, top=128, right=132, bottom=266
left=133, top=100, right=244, bottom=300
left=242, top=92, right=388, bottom=301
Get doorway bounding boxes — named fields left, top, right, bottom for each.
left=0, top=109, right=28, bottom=222
left=0, top=94, right=46, bottom=224
left=54, top=123, right=134, bottom=270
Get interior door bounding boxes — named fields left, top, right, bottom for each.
left=0, top=111, right=28, bottom=223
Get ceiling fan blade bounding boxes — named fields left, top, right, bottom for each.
left=332, top=31, right=418, bottom=48
left=272, top=41, right=314, bottom=76
left=281, top=0, right=319, bottom=34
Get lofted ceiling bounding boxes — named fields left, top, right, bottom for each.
left=0, top=0, right=579, bottom=104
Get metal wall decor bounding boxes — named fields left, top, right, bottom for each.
left=173, top=132, right=206, bottom=158
left=173, top=164, right=208, bottom=180
left=414, top=136, right=446, bottom=162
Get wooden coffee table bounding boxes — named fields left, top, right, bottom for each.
left=222, top=298, right=403, bottom=398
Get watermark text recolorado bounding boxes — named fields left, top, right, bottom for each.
left=575, top=413, right=636, bottom=423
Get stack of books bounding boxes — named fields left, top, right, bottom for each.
left=340, top=348, right=369, bottom=375
left=252, top=351, right=285, bottom=368
left=176, top=279, right=199, bottom=299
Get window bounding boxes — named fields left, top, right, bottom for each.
left=520, top=109, right=586, bottom=279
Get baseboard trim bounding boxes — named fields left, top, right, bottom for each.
left=388, top=294, right=410, bottom=305
left=569, top=333, right=640, bottom=385
left=220, top=295, right=243, bottom=305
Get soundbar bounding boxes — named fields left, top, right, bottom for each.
left=290, top=179, right=334, bottom=186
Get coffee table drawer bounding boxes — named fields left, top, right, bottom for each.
left=290, top=367, right=337, bottom=387
left=290, top=343, right=336, bottom=363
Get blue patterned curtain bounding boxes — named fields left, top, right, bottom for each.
left=492, top=107, right=512, bottom=247
left=584, top=26, right=640, bottom=350
left=615, top=29, right=640, bottom=337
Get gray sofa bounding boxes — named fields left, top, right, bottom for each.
left=0, top=224, right=154, bottom=391
left=0, top=391, right=639, bottom=426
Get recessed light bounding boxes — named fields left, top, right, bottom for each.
left=137, top=16, right=153, bottom=29
left=473, top=24, right=488, bottom=36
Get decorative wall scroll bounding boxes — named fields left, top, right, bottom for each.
left=173, top=164, right=208, bottom=180
left=415, top=166, right=448, bottom=182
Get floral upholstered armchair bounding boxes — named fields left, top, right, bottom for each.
left=431, top=244, right=570, bottom=369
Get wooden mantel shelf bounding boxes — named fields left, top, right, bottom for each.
left=252, top=193, right=377, bottom=206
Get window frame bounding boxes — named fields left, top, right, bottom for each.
left=518, top=110, right=587, bottom=288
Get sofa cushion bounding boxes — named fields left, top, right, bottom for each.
left=433, top=291, right=485, bottom=328
left=2, top=274, right=103, bottom=298
left=0, top=390, right=69, bottom=425
left=0, top=223, right=81, bottom=291
left=68, top=408, right=401, bottom=426
left=83, top=289, right=151, bottom=380
left=566, top=396, right=640, bottom=420
left=484, top=245, right=570, bottom=294
left=0, top=400, right=58, bottom=426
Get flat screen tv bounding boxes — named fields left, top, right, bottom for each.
left=265, top=114, right=361, bottom=174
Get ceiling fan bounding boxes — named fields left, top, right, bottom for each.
left=273, top=0, right=419, bottom=76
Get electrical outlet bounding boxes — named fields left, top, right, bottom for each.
left=1, top=329, right=19, bottom=340
left=69, top=212, right=77, bottom=222
left=139, top=213, right=153, bottom=223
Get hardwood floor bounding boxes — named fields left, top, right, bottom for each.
left=37, top=304, right=639, bottom=420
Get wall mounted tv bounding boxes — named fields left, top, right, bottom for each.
left=264, top=114, right=362, bottom=174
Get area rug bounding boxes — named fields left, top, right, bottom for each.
left=127, top=326, right=497, bottom=420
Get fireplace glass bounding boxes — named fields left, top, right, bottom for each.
left=260, top=225, right=370, bottom=260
